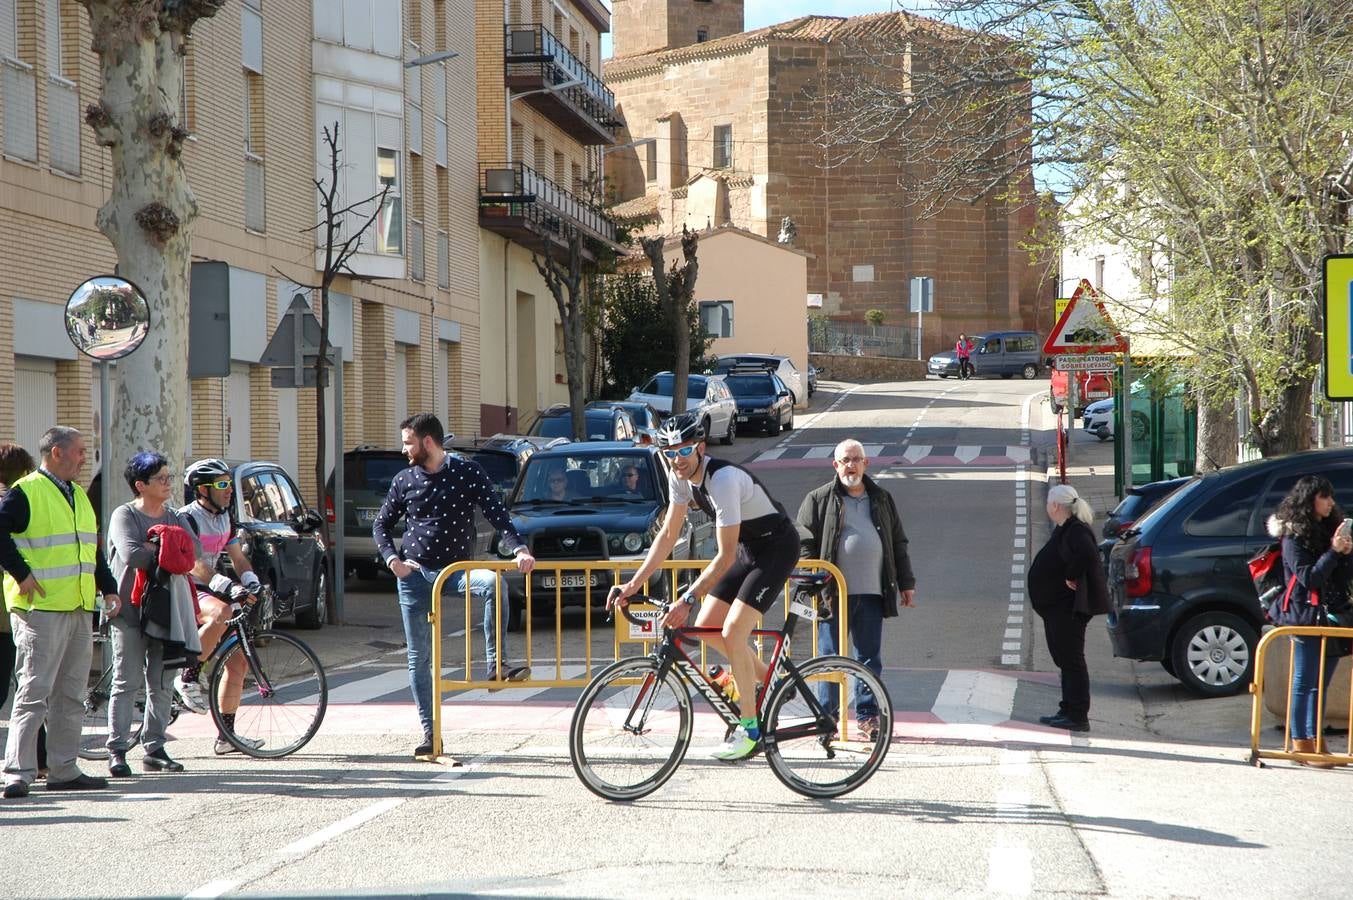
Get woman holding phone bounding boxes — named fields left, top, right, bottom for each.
left=1268, top=475, right=1353, bottom=768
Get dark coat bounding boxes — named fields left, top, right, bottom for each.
left=1277, top=533, right=1351, bottom=626
left=795, top=474, right=915, bottom=618
left=1029, top=518, right=1109, bottom=617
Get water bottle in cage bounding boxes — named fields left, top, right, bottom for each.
left=708, top=665, right=739, bottom=703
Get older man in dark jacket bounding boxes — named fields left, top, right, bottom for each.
left=796, top=439, right=915, bottom=739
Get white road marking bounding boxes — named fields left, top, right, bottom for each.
left=931, top=670, right=1018, bottom=726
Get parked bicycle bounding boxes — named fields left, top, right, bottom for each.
left=569, top=571, right=893, bottom=800
left=80, top=585, right=328, bottom=760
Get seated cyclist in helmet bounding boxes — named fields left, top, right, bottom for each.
left=174, top=458, right=266, bottom=755
left=609, top=412, right=800, bottom=761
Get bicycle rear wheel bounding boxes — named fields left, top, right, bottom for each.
left=569, top=657, right=692, bottom=801
left=78, top=668, right=115, bottom=761
left=209, top=630, right=327, bottom=758
left=762, top=655, right=893, bottom=799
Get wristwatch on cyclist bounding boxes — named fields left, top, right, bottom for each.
left=678, top=592, right=698, bottom=607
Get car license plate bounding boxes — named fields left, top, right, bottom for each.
left=356, top=507, right=379, bottom=524
left=542, top=574, right=598, bottom=589
left=737, top=415, right=748, bottom=423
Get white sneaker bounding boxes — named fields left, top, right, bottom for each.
left=710, top=726, right=760, bottom=761
left=172, top=675, right=209, bottom=715
left=214, top=736, right=263, bottom=755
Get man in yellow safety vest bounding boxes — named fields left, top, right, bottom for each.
left=0, top=426, right=121, bottom=799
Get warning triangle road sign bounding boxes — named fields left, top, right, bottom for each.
left=1042, top=279, right=1128, bottom=354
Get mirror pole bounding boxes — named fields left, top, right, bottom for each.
left=100, top=361, right=112, bottom=539
left=333, top=347, right=344, bottom=625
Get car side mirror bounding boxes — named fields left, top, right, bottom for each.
left=295, top=508, right=323, bottom=532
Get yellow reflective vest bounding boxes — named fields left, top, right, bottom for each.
left=2, top=470, right=99, bottom=613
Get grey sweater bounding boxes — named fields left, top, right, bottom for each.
left=106, top=501, right=202, bottom=633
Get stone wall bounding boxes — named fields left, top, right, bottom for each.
left=810, top=353, right=927, bottom=383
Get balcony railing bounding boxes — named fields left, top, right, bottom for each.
left=479, top=160, right=620, bottom=257
left=504, top=23, right=623, bottom=145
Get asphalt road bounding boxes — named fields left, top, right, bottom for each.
left=2, top=377, right=1347, bottom=900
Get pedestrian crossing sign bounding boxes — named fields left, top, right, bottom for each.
left=1324, top=254, right=1353, bottom=400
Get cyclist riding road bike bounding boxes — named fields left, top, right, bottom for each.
left=175, top=458, right=264, bottom=755
left=610, top=412, right=800, bottom=761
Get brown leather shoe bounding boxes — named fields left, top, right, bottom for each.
left=1294, top=738, right=1335, bottom=769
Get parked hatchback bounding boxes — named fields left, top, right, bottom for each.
left=1106, top=448, right=1353, bottom=696
left=628, top=372, right=738, bottom=445
left=228, top=461, right=330, bottom=629
left=724, top=369, right=795, bottom=435
left=529, top=404, right=636, bottom=442
left=713, top=354, right=804, bottom=405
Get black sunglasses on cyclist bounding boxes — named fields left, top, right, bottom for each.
left=661, top=446, right=698, bottom=460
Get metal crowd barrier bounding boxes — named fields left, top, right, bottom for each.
left=1248, top=625, right=1353, bottom=767
left=428, top=558, right=849, bottom=757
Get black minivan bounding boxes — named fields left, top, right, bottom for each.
left=1106, top=448, right=1353, bottom=696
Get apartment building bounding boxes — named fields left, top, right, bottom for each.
left=605, top=3, right=1051, bottom=356
left=0, top=0, right=480, bottom=498
left=474, top=0, right=621, bottom=433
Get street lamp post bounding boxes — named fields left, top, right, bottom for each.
left=505, top=77, right=583, bottom=165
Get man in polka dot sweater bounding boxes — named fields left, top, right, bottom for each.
left=373, top=413, right=537, bottom=761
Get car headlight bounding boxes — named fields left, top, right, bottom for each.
left=623, top=532, right=643, bottom=552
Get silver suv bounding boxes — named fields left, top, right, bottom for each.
left=627, top=372, right=738, bottom=445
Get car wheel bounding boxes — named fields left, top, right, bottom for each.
left=1097, top=430, right=1111, bottom=443
left=295, top=565, right=328, bottom=630
left=1169, top=611, right=1256, bottom=696
left=722, top=416, right=735, bottom=445
left=1160, top=657, right=1176, bottom=676
left=1022, top=363, right=1039, bottom=380
left=767, top=416, right=782, bottom=437
left=784, top=408, right=793, bottom=431
left=937, top=373, right=948, bottom=379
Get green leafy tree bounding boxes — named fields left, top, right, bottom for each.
left=599, top=272, right=713, bottom=401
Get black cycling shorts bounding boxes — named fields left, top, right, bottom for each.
left=707, top=520, right=800, bottom=614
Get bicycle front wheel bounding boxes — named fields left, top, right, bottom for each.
left=763, top=655, right=893, bottom=799
left=209, top=631, right=327, bottom=758
left=569, top=657, right=692, bottom=801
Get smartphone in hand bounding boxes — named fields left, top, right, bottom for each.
left=1339, top=518, right=1353, bottom=541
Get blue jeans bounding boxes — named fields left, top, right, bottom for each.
left=1289, top=635, right=1340, bottom=740
left=396, top=565, right=510, bottom=735
left=815, top=594, right=884, bottom=721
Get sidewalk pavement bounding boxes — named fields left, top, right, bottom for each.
left=1036, top=402, right=1121, bottom=519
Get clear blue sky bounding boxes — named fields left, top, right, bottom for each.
left=600, top=1, right=910, bottom=58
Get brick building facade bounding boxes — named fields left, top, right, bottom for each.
left=605, top=5, right=1052, bottom=355
left=0, top=1, right=482, bottom=499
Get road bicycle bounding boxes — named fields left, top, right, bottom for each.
left=80, top=585, right=328, bottom=759
left=569, top=571, right=893, bottom=800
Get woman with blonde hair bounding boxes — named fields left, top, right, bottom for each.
left=1027, top=484, right=1108, bottom=732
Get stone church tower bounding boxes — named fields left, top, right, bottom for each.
left=611, top=0, right=745, bottom=57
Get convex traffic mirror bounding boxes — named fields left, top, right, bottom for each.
left=64, top=275, right=150, bottom=361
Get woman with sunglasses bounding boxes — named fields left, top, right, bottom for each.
left=176, top=458, right=264, bottom=755
left=609, top=412, right=799, bottom=761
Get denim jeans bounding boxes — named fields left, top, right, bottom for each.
left=1289, top=635, right=1340, bottom=740
left=815, top=594, right=884, bottom=721
left=396, top=565, right=509, bottom=735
